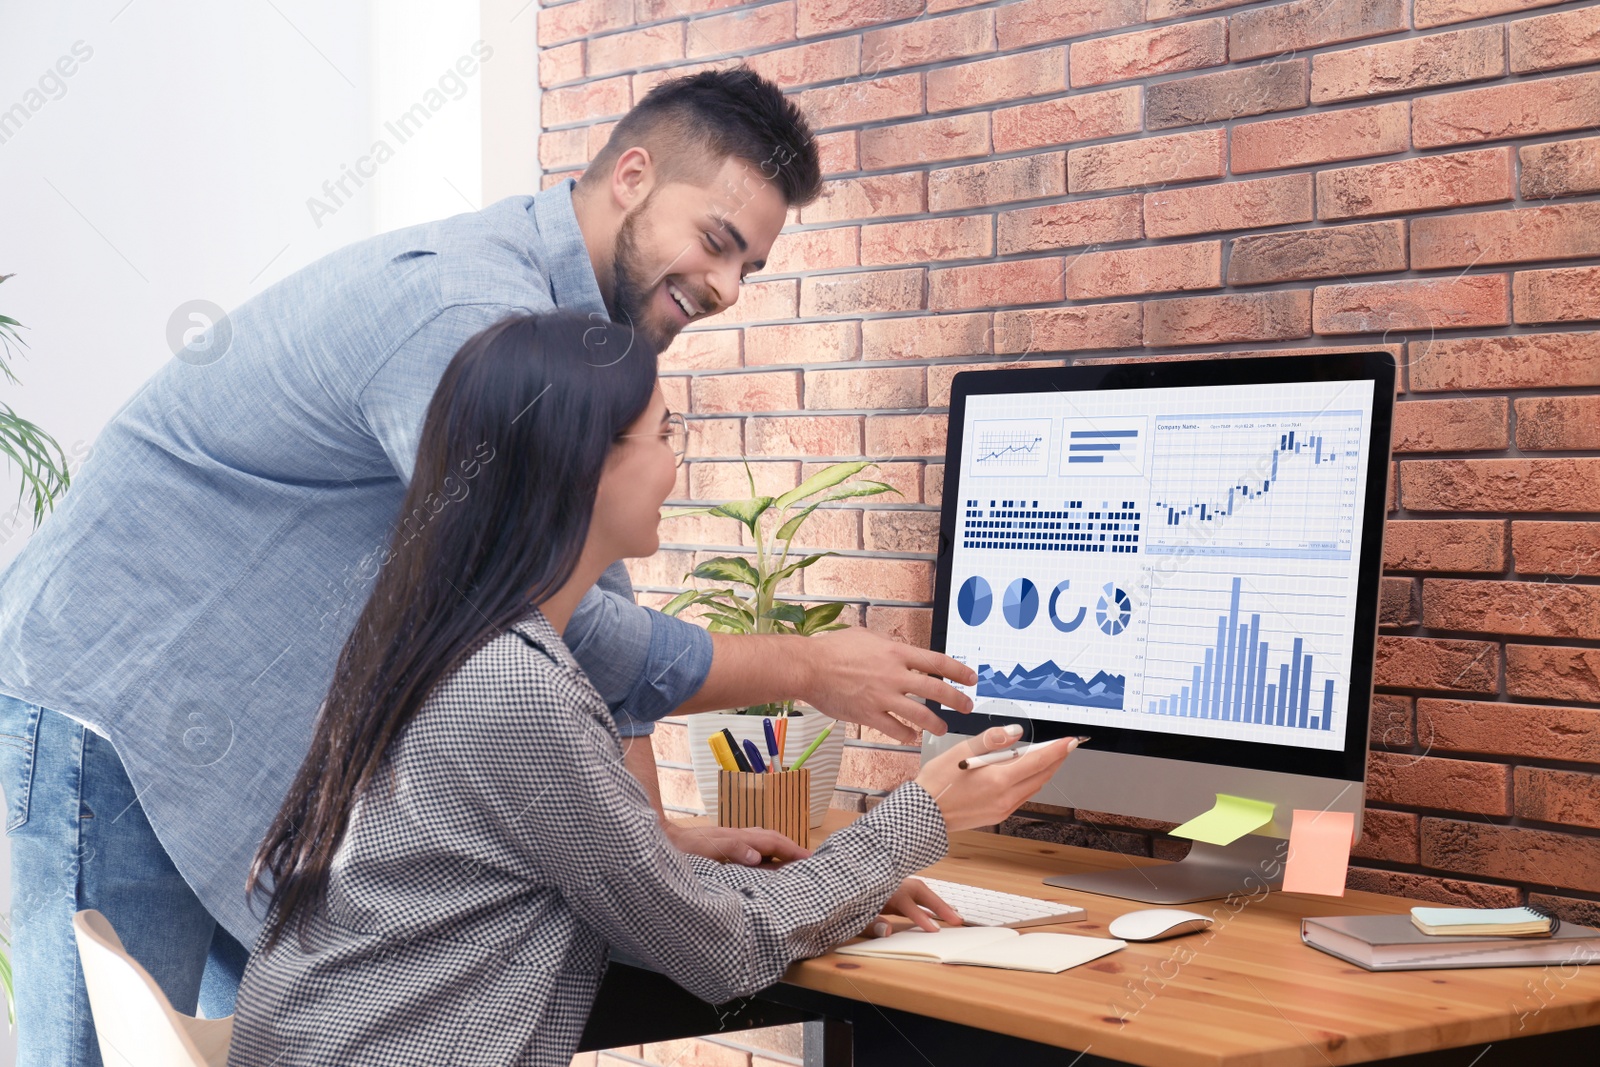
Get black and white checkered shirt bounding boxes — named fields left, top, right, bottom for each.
left=229, top=610, right=949, bottom=1066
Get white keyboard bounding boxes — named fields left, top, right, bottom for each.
left=917, top=877, right=1086, bottom=929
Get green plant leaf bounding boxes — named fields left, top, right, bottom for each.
left=659, top=588, right=704, bottom=616
left=816, top=480, right=898, bottom=504
left=710, top=496, right=773, bottom=531
left=702, top=612, right=752, bottom=634
left=809, top=622, right=849, bottom=633
left=659, top=506, right=715, bottom=520
left=774, top=461, right=873, bottom=511
left=690, top=556, right=761, bottom=588
left=799, top=601, right=846, bottom=635
left=774, top=502, right=820, bottom=542
left=763, top=551, right=833, bottom=594
left=763, top=602, right=806, bottom=625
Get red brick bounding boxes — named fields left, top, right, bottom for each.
left=586, top=121, right=617, bottom=160
left=861, top=215, right=991, bottom=266
left=926, top=358, right=1061, bottom=406
left=717, top=279, right=797, bottom=324
left=1322, top=148, right=1512, bottom=222
left=928, top=152, right=1066, bottom=212
left=744, top=37, right=860, bottom=90
left=1143, top=291, right=1311, bottom=347
left=1373, top=635, right=1499, bottom=694
left=1507, top=644, right=1600, bottom=704
left=993, top=303, right=1143, bottom=354
left=1368, top=751, right=1510, bottom=815
left=1227, top=221, right=1406, bottom=286
left=1513, top=521, right=1600, bottom=578
left=1312, top=276, right=1509, bottom=335
left=624, top=548, right=698, bottom=589
left=924, top=463, right=944, bottom=505
left=805, top=366, right=924, bottom=410
left=1145, top=175, right=1311, bottom=239
left=1145, top=60, right=1307, bottom=130
left=861, top=313, right=991, bottom=361
left=1147, top=0, right=1256, bottom=15
left=926, top=49, right=1067, bottom=113
left=1068, top=129, right=1225, bottom=192
left=1407, top=331, right=1600, bottom=392
left=539, top=41, right=584, bottom=88
left=804, top=556, right=932, bottom=601
left=1516, top=768, right=1600, bottom=830
left=1385, top=520, right=1506, bottom=574
left=991, top=87, right=1142, bottom=154
left=537, top=0, right=632, bottom=46
left=1413, top=71, right=1600, bottom=148
left=538, top=128, right=587, bottom=170
left=661, top=328, right=741, bottom=372
left=1231, top=103, right=1408, bottom=174
left=763, top=226, right=857, bottom=276
left=800, top=173, right=924, bottom=225
left=1351, top=808, right=1419, bottom=864
left=1511, top=7, right=1600, bottom=73
left=865, top=413, right=947, bottom=457
left=1380, top=575, right=1420, bottom=627
left=744, top=321, right=858, bottom=366
left=1516, top=395, right=1600, bottom=450
left=661, top=376, right=690, bottom=415
left=688, top=460, right=799, bottom=500
left=1530, top=892, right=1600, bottom=928
left=816, top=131, right=857, bottom=175
left=688, top=4, right=795, bottom=59
left=542, top=76, right=631, bottom=126
left=745, top=414, right=864, bottom=455
left=590, top=23, right=685, bottom=75
left=795, top=0, right=922, bottom=37
left=1345, top=868, right=1522, bottom=908
left=1516, top=265, right=1600, bottom=325
left=861, top=9, right=993, bottom=75
left=1425, top=578, right=1600, bottom=640
left=994, top=0, right=1141, bottom=49
left=861, top=114, right=989, bottom=170
left=798, top=73, right=923, bottom=131
left=740, top=507, right=858, bottom=553
left=864, top=604, right=933, bottom=647
left=799, top=269, right=924, bottom=316
left=1424, top=817, right=1600, bottom=893
left=684, top=416, right=744, bottom=459
left=1403, top=458, right=1600, bottom=512
left=1413, top=201, right=1600, bottom=269
left=863, top=509, right=939, bottom=554
left=1231, top=0, right=1409, bottom=62
left=1311, top=26, right=1504, bottom=104
left=1423, top=697, right=1600, bottom=761
left=1064, top=241, right=1218, bottom=301
left=1520, top=134, right=1600, bottom=200
left=997, top=194, right=1142, bottom=255
left=1070, top=18, right=1227, bottom=88
left=1415, top=0, right=1566, bottom=28
left=690, top=371, right=800, bottom=415
left=930, top=258, right=1064, bottom=310
left=1391, top=397, right=1508, bottom=454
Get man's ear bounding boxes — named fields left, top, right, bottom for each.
left=611, top=146, right=655, bottom=211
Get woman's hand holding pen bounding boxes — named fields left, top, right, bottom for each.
left=914, top=725, right=1082, bottom=833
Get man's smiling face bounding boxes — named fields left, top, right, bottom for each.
left=608, top=155, right=789, bottom=354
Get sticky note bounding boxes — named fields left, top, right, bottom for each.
left=1170, top=793, right=1275, bottom=846
left=1281, top=809, right=1355, bottom=896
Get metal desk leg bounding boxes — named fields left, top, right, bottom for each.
left=803, top=1017, right=852, bottom=1067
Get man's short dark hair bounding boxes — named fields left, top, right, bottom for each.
left=581, top=66, right=822, bottom=207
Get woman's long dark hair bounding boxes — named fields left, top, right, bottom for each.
left=249, top=311, right=658, bottom=950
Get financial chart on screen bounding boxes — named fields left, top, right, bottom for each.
left=943, top=379, right=1376, bottom=752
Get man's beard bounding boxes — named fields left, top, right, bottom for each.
left=611, top=202, right=675, bottom=354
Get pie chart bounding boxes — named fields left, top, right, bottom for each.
left=957, top=576, right=992, bottom=626
left=1003, top=578, right=1039, bottom=629
left=1096, top=583, right=1133, bottom=635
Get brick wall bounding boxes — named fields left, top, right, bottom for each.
left=540, top=2, right=1600, bottom=1055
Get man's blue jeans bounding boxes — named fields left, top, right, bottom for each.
left=0, top=696, right=248, bottom=1065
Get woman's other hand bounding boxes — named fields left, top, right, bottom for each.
left=914, top=725, right=1080, bottom=834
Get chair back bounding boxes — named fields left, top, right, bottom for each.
left=71, top=909, right=233, bottom=1067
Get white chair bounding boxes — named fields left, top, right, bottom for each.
left=71, top=909, right=233, bottom=1067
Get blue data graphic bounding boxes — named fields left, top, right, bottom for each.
left=972, top=419, right=1051, bottom=476
left=977, top=661, right=1126, bottom=710
left=1003, top=578, right=1039, bottom=629
left=957, top=576, right=992, bottom=626
left=1096, top=584, right=1132, bottom=635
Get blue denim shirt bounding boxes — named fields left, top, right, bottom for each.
left=0, top=180, right=712, bottom=942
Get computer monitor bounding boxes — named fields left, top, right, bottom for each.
left=921, top=352, right=1396, bottom=904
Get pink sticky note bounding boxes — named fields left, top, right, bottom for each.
left=1281, top=809, right=1355, bottom=896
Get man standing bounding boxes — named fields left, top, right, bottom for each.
left=0, top=68, right=974, bottom=1066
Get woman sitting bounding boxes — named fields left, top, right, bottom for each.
left=228, top=311, right=1075, bottom=1066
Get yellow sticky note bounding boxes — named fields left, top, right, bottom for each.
left=1281, top=808, right=1355, bottom=896
left=1170, top=793, right=1275, bottom=846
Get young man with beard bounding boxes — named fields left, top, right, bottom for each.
left=0, top=68, right=976, bottom=1066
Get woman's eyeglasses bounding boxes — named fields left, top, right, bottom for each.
left=619, top=411, right=688, bottom=467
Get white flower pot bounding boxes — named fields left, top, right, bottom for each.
left=685, top=707, right=843, bottom=828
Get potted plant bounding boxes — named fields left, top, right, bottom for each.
left=663, top=460, right=896, bottom=827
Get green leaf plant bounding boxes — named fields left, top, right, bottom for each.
left=0, top=274, right=73, bottom=529
left=660, top=460, right=898, bottom=717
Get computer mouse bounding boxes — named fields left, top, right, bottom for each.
left=1108, top=908, right=1214, bottom=942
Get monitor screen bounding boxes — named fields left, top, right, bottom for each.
left=931, top=354, right=1396, bottom=782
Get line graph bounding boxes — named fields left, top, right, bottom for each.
left=970, top=419, right=1050, bottom=476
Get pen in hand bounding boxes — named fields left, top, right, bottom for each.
left=958, top=736, right=1089, bottom=770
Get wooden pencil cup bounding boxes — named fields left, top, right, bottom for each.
left=717, top=769, right=811, bottom=850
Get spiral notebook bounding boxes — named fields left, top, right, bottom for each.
left=835, top=927, right=1125, bottom=974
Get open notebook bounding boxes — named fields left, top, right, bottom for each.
left=835, top=927, right=1125, bottom=974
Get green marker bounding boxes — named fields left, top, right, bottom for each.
left=789, top=723, right=835, bottom=771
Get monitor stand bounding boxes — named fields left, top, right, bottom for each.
left=1043, top=834, right=1286, bottom=905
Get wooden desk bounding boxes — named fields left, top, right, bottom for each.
left=581, top=810, right=1600, bottom=1065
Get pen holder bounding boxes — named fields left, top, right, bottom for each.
left=717, top=769, right=811, bottom=850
